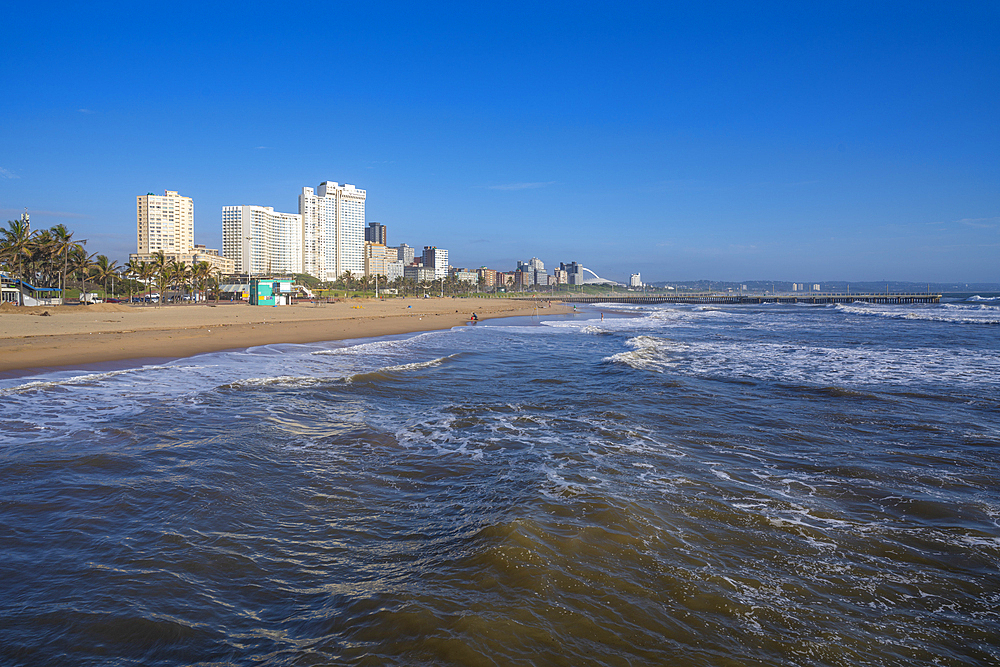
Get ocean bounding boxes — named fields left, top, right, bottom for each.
left=2, top=296, right=999, bottom=666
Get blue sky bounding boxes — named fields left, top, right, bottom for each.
left=2, top=1, right=997, bottom=283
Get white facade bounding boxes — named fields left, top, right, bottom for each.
left=222, top=206, right=302, bottom=276
left=422, top=246, right=449, bottom=280
left=137, top=190, right=194, bottom=254
left=386, top=260, right=404, bottom=281
left=396, top=243, right=415, bottom=265
left=630, top=273, right=642, bottom=288
left=299, top=182, right=366, bottom=281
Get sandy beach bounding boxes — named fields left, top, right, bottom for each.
left=0, top=298, right=569, bottom=374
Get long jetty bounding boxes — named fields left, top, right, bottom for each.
left=544, top=293, right=941, bottom=305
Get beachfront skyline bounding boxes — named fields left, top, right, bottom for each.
left=2, top=3, right=997, bottom=283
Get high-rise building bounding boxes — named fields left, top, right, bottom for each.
left=131, top=190, right=234, bottom=274
left=404, top=265, right=437, bottom=282
left=478, top=267, right=497, bottom=288
left=222, top=206, right=302, bottom=276
left=365, top=222, right=387, bottom=246
left=397, top=243, right=415, bottom=265
left=137, top=190, right=194, bottom=254
left=560, top=261, right=583, bottom=285
left=422, top=246, right=449, bottom=279
left=363, top=242, right=398, bottom=277
left=299, top=182, right=366, bottom=281
left=630, top=273, right=642, bottom=288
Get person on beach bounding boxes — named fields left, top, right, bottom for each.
left=471, top=312, right=479, bottom=322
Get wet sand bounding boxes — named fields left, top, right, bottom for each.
left=0, top=298, right=567, bottom=374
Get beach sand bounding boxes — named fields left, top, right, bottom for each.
left=0, top=298, right=569, bottom=374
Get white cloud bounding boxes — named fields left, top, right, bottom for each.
left=0, top=167, right=19, bottom=179
left=487, top=181, right=556, bottom=191
left=926, top=216, right=999, bottom=229
left=78, top=108, right=94, bottom=114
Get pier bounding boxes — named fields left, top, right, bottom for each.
left=543, top=293, right=942, bottom=305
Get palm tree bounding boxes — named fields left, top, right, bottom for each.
left=125, top=258, right=145, bottom=303
left=169, top=261, right=191, bottom=304
left=28, top=228, right=55, bottom=288
left=1, top=218, right=35, bottom=304
left=191, top=261, right=213, bottom=303
left=137, top=261, right=156, bottom=305
left=70, top=247, right=97, bottom=302
left=151, top=251, right=169, bottom=306
left=49, top=224, right=80, bottom=302
left=92, top=255, right=120, bottom=300
left=341, top=270, right=355, bottom=293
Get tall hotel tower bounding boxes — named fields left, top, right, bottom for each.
left=299, top=182, right=366, bottom=281
left=137, top=190, right=194, bottom=254
left=222, top=206, right=303, bottom=276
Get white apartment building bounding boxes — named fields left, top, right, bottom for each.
left=396, top=243, right=415, bottom=265
left=422, top=246, right=449, bottom=280
left=386, top=259, right=404, bottom=282
left=222, top=206, right=302, bottom=276
left=630, top=273, right=643, bottom=288
left=137, top=190, right=194, bottom=254
left=299, top=182, right=366, bottom=281
left=452, top=269, right=478, bottom=284
left=131, top=190, right=234, bottom=273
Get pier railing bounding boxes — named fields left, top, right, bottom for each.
left=530, top=293, right=942, bottom=305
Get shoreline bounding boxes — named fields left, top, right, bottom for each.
left=0, top=298, right=570, bottom=377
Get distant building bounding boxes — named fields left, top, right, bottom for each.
left=813, top=284, right=821, bottom=291
left=560, top=261, right=583, bottom=285
left=386, top=259, right=404, bottom=281
left=363, top=242, right=397, bottom=278
left=132, top=190, right=233, bottom=273
left=478, top=267, right=497, bottom=288
left=365, top=222, right=387, bottom=246
left=451, top=268, right=478, bottom=284
left=222, top=205, right=302, bottom=276
left=396, top=243, right=415, bottom=265
left=299, top=181, right=366, bottom=281
left=404, top=265, right=436, bottom=282
left=630, top=273, right=642, bottom=288
left=553, top=268, right=568, bottom=285
left=496, top=272, right=515, bottom=289
left=137, top=190, right=194, bottom=255
left=422, top=246, right=449, bottom=280
left=129, top=245, right=234, bottom=275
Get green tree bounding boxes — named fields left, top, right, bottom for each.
left=70, top=246, right=97, bottom=301
left=93, top=255, right=120, bottom=300
left=151, top=251, right=169, bottom=306
left=137, top=261, right=156, bottom=305
left=1, top=219, right=36, bottom=303
left=169, top=261, right=191, bottom=303
left=192, top=261, right=216, bottom=303
left=125, top=258, right=144, bottom=303
left=49, top=224, right=80, bottom=301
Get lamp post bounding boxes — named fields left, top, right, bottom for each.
left=245, top=235, right=252, bottom=304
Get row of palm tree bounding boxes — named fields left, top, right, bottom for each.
left=1, top=219, right=86, bottom=301
left=2, top=219, right=220, bottom=305
left=133, top=251, right=220, bottom=306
